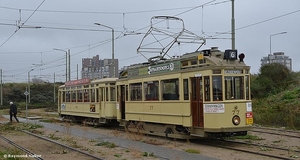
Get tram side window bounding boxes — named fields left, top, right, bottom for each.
left=162, top=78, right=179, bottom=100
left=246, top=75, right=250, bottom=100
left=77, top=90, right=82, bottom=102
left=100, top=88, right=104, bottom=101
left=84, top=89, right=89, bottom=102
left=96, top=88, right=99, bottom=102
left=125, top=85, right=128, bottom=101
left=224, top=76, right=244, bottom=100
left=66, top=91, right=70, bottom=102
left=183, top=79, right=189, bottom=100
left=106, top=87, right=109, bottom=101
left=62, top=91, right=66, bottom=102
left=204, top=76, right=210, bottom=101
left=212, top=76, right=222, bottom=101
left=91, top=89, right=95, bottom=102
left=130, top=83, right=142, bottom=101
left=144, top=81, right=159, bottom=101
left=110, top=86, right=116, bottom=101
left=71, top=91, right=76, bottom=102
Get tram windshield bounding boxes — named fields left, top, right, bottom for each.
left=224, top=76, right=244, bottom=100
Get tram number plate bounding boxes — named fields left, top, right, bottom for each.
left=246, top=112, right=253, bottom=124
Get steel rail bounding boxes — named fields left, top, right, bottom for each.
left=0, top=135, right=43, bottom=160
left=21, top=130, right=105, bottom=160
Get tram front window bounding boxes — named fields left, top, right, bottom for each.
left=212, top=76, right=222, bottom=101
left=224, top=76, right=244, bottom=100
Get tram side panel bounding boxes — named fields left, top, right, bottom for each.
left=203, top=102, right=252, bottom=132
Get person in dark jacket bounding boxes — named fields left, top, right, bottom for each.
left=9, top=102, right=19, bottom=123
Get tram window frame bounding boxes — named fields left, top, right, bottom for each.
left=84, top=89, right=89, bottom=102
left=130, top=83, right=142, bottom=101
left=191, top=60, right=197, bottom=65
left=144, top=81, right=159, bottom=101
left=110, top=86, right=116, bottom=101
left=71, top=90, right=76, bottom=102
left=182, top=61, right=189, bottom=67
left=77, top=90, right=82, bottom=102
left=162, top=78, right=179, bottom=100
left=96, top=88, right=99, bottom=102
left=204, top=76, right=210, bottom=101
left=62, top=91, right=66, bottom=102
left=106, top=87, right=109, bottom=101
left=212, top=76, right=222, bottom=101
left=125, top=85, right=128, bottom=101
left=183, top=79, right=189, bottom=100
left=224, top=76, right=244, bottom=100
left=246, top=75, right=250, bottom=100
left=91, top=88, right=95, bottom=102
left=100, top=88, right=104, bottom=101
left=66, top=91, right=70, bottom=102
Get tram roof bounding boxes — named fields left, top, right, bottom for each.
left=91, top=78, right=118, bottom=84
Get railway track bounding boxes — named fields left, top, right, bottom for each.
left=191, top=138, right=298, bottom=160
left=0, top=135, right=43, bottom=160
left=251, top=126, right=300, bottom=139
left=0, top=130, right=104, bottom=160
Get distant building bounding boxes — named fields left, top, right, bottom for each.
left=261, top=52, right=292, bottom=70
left=81, top=55, right=119, bottom=79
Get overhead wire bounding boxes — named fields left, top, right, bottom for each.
left=0, top=0, right=45, bottom=48
left=1, top=0, right=299, bottom=81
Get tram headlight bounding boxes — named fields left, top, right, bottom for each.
left=232, top=115, right=241, bottom=126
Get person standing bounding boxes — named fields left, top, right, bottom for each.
left=9, top=102, right=19, bottom=123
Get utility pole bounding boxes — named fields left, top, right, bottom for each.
left=54, top=48, right=68, bottom=82
left=77, top=64, right=78, bottom=80
left=0, top=69, right=2, bottom=106
left=54, top=73, right=56, bottom=102
left=94, top=23, right=115, bottom=77
left=231, top=0, right=235, bottom=50
left=68, top=49, right=71, bottom=81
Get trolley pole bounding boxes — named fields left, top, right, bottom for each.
left=231, top=0, right=235, bottom=50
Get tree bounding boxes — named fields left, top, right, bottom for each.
left=32, top=78, right=45, bottom=84
left=251, top=63, right=292, bottom=98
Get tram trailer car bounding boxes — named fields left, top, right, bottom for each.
left=116, top=47, right=253, bottom=139
left=58, top=78, right=118, bottom=125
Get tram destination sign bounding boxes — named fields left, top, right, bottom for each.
left=224, top=70, right=243, bottom=74
left=128, top=61, right=181, bottom=78
left=65, top=78, right=90, bottom=86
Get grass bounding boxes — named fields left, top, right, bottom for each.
left=0, top=122, right=43, bottom=133
left=227, top=134, right=264, bottom=141
left=95, top=141, right=116, bottom=148
left=0, top=148, right=24, bottom=160
left=185, top=148, right=200, bottom=154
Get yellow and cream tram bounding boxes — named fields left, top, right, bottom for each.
left=58, top=78, right=118, bottom=125
left=116, top=47, right=253, bottom=138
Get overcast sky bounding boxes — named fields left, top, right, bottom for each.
left=0, top=0, right=299, bottom=83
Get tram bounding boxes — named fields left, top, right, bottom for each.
left=116, top=47, right=253, bottom=138
left=57, top=78, right=118, bottom=125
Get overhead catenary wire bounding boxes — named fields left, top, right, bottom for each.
left=0, top=0, right=45, bottom=48
left=1, top=0, right=298, bottom=82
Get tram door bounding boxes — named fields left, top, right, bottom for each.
left=120, top=85, right=126, bottom=119
left=191, top=77, right=204, bottom=127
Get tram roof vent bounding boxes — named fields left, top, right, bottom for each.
left=211, top=47, right=220, bottom=52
